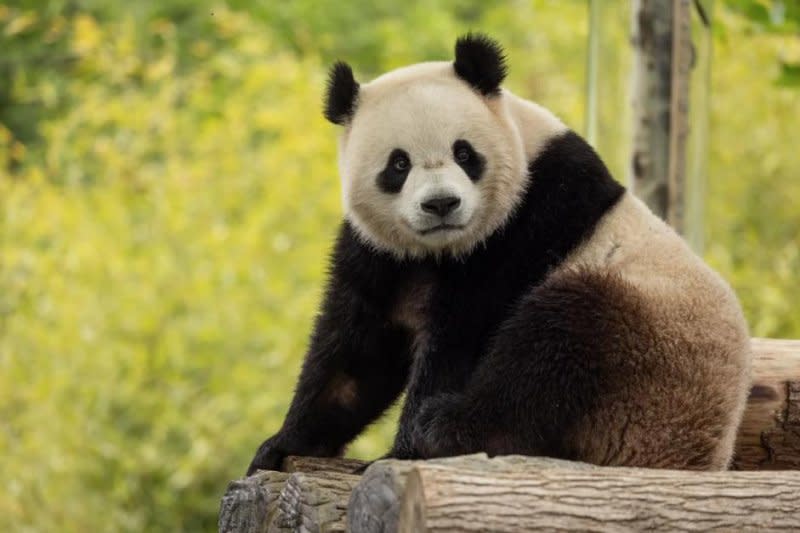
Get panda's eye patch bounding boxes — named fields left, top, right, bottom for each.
left=452, top=139, right=486, bottom=182
left=377, top=148, right=412, bottom=194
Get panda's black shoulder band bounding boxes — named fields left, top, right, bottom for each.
left=453, top=33, right=507, bottom=96
left=324, top=61, right=359, bottom=125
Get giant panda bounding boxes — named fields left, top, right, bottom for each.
left=247, top=34, right=752, bottom=475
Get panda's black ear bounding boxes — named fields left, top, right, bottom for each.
left=324, top=61, right=360, bottom=125
left=453, top=33, right=507, bottom=96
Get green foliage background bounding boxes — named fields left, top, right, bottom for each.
left=1, top=1, right=798, bottom=531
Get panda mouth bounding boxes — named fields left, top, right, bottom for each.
left=418, top=224, right=466, bottom=235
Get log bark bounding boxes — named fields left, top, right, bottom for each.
left=282, top=456, right=367, bottom=475
left=219, top=470, right=291, bottom=533
left=347, top=454, right=592, bottom=533
left=734, top=338, right=800, bottom=470
left=398, top=462, right=800, bottom=532
left=219, top=457, right=366, bottom=533
left=277, top=471, right=361, bottom=533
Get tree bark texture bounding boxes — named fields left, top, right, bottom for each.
left=219, top=457, right=366, bottom=533
left=734, top=338, right=800, bottom=470
left=348, top=454, right=588, bottom=533
left=630, top=0, right=693, bottom=233
left=398, top=461, right=800, bottom=532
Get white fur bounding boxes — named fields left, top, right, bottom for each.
left=335, top=61, right=566, bottom=258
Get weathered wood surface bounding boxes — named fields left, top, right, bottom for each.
left=278, top=471, right=361, bottom=532
left=220, top=338, right=800, bottom=532
left=398, top=461, right=800, bottom=532
left=734, top=338, right=800, bottom=470
left=282, top=456, right=367, bottom=475
left=348, top=454, right=590, bottom=533
left=219, top=470, right=291, bottom=533
left=219, top=457, right=366, bottom=533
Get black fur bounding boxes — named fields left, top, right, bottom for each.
left=452, top=139, right=486, bottom=181
left=324, top=61, right=359, bottom=125
left=377, top=149, right=412, bottom=193
left=453, top=33, right=508, bottom=96
left=247, top=226, right=415, bottom=473
left=411, top=268, right=648, bottom=459
left=247, top=131, right=625, bottom=474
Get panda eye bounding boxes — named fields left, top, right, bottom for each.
left=392, top=154, right=410, bottom=172
left=378, top=149, right=411, bottom=193
left=452, top=139, right=485, bottom=182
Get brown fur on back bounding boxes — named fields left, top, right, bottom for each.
left=558, top=193, right=752, bottom=469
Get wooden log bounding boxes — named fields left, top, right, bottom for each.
left=277, top=471, right=361, bottom=533
left=219, top=470, right=290, bottom=533
left=219, top=457, right=366, bottom=533
left=398, top=462, right=800, bottom=532
left=347, top=454, right=591, bottom=533
left=282, top=456, right=367, bottom=475
left=735, top=338, right=800, bottom=469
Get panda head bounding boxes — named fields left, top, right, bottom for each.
left=325, top=34, right=559, bottom=258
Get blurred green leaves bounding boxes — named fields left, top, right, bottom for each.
left=1, top=6, right=340, bottom=531
left=718, top=0, right=800, bottom=85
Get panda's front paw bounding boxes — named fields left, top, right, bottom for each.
left=412, top=393, right=478, bottom=458
left=246, top=434, right=290, bottom=476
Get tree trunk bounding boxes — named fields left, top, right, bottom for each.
left=630, top=0, right=693, bottom=233
left=398, top=461, right=800, bottom=532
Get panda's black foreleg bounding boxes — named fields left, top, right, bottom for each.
left=246, top=299, right=413, bottom=474
left=412, top=269, right=638, bottom=459
left=246, top=292, right=414, bottom=475
left=246, top=235, right=416, bottom=475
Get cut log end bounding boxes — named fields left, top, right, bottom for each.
left=218, top=471, right=289, bottom=533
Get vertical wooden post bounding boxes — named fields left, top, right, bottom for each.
left=585, top=0, right=602, bottom=147
left=630, top=0, right=693, bottom=233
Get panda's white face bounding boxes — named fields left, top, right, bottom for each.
left=338, top=62, right=528, bottom=258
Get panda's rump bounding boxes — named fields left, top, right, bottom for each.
left=511, top=263, right=749, bottom=470
left=539, top=268, right=749, bottom=469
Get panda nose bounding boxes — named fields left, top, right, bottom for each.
left=420, top=196, right=461, bottom=217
